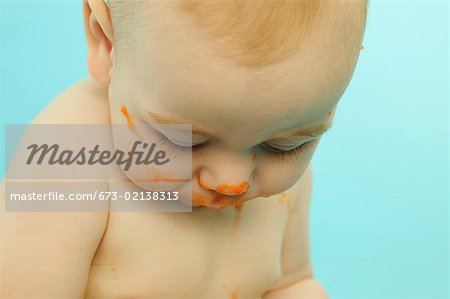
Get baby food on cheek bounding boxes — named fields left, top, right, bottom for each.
left=251, top=154, right=256, bottom=162
left=119, top=104, right=145, bottom=141
left=120, top=105, right=134, bottom=127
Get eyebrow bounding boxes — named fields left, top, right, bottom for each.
left=144, top=111, right=333, bottom=138
left=276, top=121, right=334, bottom=139
left=143, top=111, right=210, bottom=135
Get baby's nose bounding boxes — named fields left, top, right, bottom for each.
left=198, top=162, right=253, bottom=196
left=197, top=151, right=255, bottom=196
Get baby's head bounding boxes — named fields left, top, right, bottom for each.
left=83, top=0, right=367, bottom=209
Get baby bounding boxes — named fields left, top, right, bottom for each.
left=0, top=0, right=367, bottom=298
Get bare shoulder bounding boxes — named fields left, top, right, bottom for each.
left=0, top=77, right=110, bottom=297
left=33, top=76, right=110, bottom=124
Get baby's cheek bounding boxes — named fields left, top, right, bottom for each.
left=110, top=110, right=192, bottom=192
left=257, top=154, right=312, bottom=197
left=110, top=136, right=190, bottom=191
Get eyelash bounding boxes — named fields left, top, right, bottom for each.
left=155, top=131, right=311, bottom=160
left=259, top=142, right=311, bottom=161
left=155, top=132, right=206, bottom=155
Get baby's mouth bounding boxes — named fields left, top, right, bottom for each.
left=192, top=191, right=247, bottom=210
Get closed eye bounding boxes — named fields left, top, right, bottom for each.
left=154, top=130, right=208, bottom=154
left=260, top=140, right=313, bottom=160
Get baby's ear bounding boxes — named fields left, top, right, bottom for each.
left=83, top=0, right=113, bottom=85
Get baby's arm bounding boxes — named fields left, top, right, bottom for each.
left=0, top=182, right=108, bottom=298
left=261, top=165, right=328, bottom=299
left=0, top=78, right=110, bottom=298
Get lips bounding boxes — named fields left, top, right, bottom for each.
left=192, top=191, right=247, bottom=210
left=215, top=182, right=249, bottom=196
left=198, top=178, right=250, bottom=196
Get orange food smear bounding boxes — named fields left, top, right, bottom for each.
left=192, top=193, right=209, bottom=206
left=192, top=187, right=248, bottom=209
left=120, top=105, right=134, bottom=127
left=234, top=201, right=244, bottom=214
left=145, top=169, right=190, bottom=183
left=251, top=154, right=256, bottom=162
left=277, top=192, right=287, bottom=203
left=165, top=178, right=191, bottom=183
left=132, top=178, right=190, bottom=183
left=198, top=177, right=212, bottom=190
left=192, top=194, right=246, bottom=210
left=230, top=292, right=238, bottom=299
left=213, top=197, right=245, bottom=209
left=286, top=197, right=293, bottom=212
left=216, top=181, right=249, bottom=195
left=278, top=192, right=293, bottom=211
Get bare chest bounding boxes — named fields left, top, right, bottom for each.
left=84, top=197, right=292, bottom=299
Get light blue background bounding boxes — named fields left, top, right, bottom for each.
left=0, top=0, right=448, bottom=298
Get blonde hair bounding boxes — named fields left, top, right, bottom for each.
left=108, top=0, right=367, bottom=68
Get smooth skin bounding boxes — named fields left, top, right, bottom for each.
left=0, top=0, right=365, bottom=297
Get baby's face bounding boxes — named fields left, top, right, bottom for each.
left=108, top=4, right=363, bottom=209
